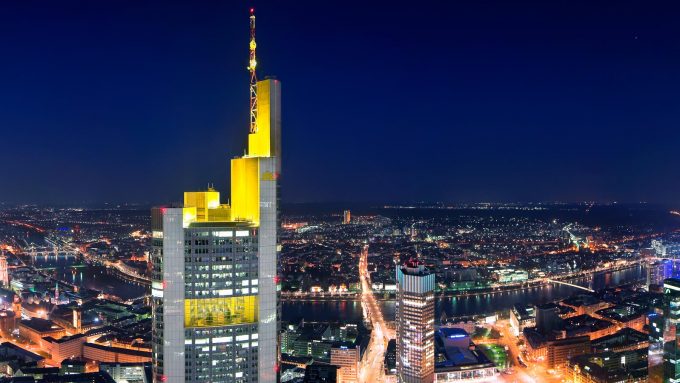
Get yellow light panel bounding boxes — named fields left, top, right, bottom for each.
left=230, top=157, right=260, bottom=224
left=248, top=80, right=271, bottom=157
left=184, top=296, right=258, bottom=328
left=184, top=191, right=220, bottom=222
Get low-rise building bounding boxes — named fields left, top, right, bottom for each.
left=19, top=318, right=65, bottom=347
left=44, top=333, right=86, bottom=364
left=82, top=343, right=151, bottom=363
left=99, top=362, right=149, bottom=383
left=590, top=328, right=648, bottom=354
left=594, top=304, right=646, bottom=332
left=566, top=349, right=648, bottom=383
left=562, top=314, right=618, bottom=340
left=494, top=269, right=528, bottom=284
left=433, top=328, right=498, bottom=383
left=560, top=295, right=612, bottom=316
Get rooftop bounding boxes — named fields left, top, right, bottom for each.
left=434, top=328, right=494, bottom=371
left=19, top=318, right=64, bottom=334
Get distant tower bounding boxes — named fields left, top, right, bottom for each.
left=343, top=210, right=351, bottom=225
left=396, top=260, right=435, bottom=383
left=0, top=253, right=8, bottom=287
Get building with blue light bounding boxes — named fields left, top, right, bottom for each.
left=433, top=328, right=498, bottom=383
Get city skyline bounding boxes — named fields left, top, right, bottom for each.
left=0, top=3, right=679, bottom=382
left=2, top=1, right=680, bottom=205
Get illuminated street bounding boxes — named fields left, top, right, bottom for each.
left=493, top=320, right=561, bottom=383
left=359, top=244, right=392, bottom=383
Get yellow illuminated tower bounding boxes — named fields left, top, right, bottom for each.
left=151, top=9, right=280, bottom=383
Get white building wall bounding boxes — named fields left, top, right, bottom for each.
left=161, top=209, right=185, bottom=383
left=258, top=156, right=278, bottom=383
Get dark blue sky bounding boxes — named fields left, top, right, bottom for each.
left=1, top=1, right=679, bottom=205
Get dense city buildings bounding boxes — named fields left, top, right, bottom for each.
left=0, top=201, right=679, bottom=383
left=396, top=261, right=435, bottom=383
left=0, top=202, right=678, bottom=382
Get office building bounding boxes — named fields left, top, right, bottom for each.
left=99, top=362, right=149, bottom=383
left=396, top=260, right=435, bottom=383
left=151, top=9, right=280, bottom=383
left=567, top=349, right=648, bottom=383
left=535, top=303, right=563, bottom=335
left=0, top=254, right=8, bottom=287
left=546, top=336, right=591, bottom=370
left=330, top=343, right=359, bottom=383
left=385, top=339, right=397, bottom=375
left=648, top=259, right=673, bottom=290
left=664, top=278, right=680, bottom=383
left=343, top=210, right=351, bottom=225
left=510, top=303, right=535, bottom=336
left=433, top=328, right=498, bottom=383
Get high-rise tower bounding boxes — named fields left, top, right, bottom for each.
left=663, top=278, right=680, bottom=383
left=151, top=9, right=280, bottom=383
left=0, top=252, right=8, bottom=287
left=395, top=260, right=435, bottom=383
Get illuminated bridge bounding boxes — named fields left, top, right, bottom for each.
left=545, top=278, right=594, bottom=292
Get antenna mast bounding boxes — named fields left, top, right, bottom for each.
left=248, top=8, right=258, bottom=133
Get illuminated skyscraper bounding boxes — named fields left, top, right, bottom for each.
left=0, top=253, right=8, bottom=287
left=151, top=9, right=280, bottom=383
left=396, top=260, right=435, bottom=383
left=663, top=278, right=680, bottom=383
left=343, top=210, right=351, bottom=225
left=648, top=259, right=673, bottom=290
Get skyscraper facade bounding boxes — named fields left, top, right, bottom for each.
left=0, top=254, right=8, bottom=287
left=648, top=259, right=673, bottom=289
left=663, top=278, right=680, bottom=383
left=151, top=11, right=280, bottom=382
left=396, top=261, right=435, bottom=383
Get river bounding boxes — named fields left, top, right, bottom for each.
left=282, top=264, right=645, bottom=323
left=31, top=257, right=148, bottom=300
left=27, top=256, right=645, bottom=320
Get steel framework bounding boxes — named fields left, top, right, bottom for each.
left=248, top=8, right=258, bottom=133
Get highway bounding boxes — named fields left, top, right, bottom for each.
left=359, top=244, right=392, bottom=383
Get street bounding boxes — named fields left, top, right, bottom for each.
left=359, top=244, right=392, bottom=383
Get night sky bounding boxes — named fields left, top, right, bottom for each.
left=1, top=1, right=679, bottom=205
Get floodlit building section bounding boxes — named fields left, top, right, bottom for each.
left=183, top=189, right=222, bottom=222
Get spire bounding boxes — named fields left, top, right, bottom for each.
left=248, top=8, right=258, bottom=133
